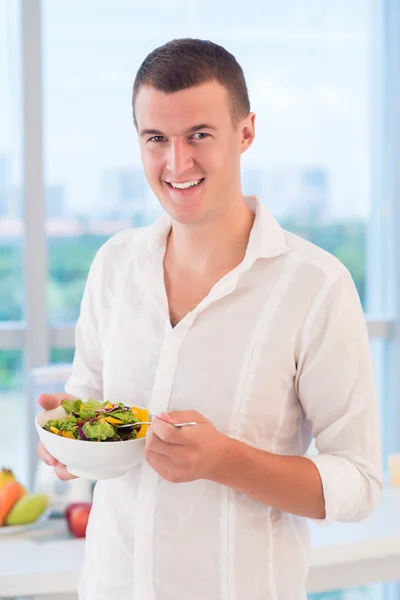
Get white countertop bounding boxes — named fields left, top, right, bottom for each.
left=1, top=488, right=400, bottom=598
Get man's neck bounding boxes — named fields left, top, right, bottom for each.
left=165, top=199, right=255, bottom=277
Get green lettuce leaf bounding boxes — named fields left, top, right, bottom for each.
left=82, top=421, right=116, bottom=440
left=61, top=399, right=78, bottom=414
left=85, top=399, right=107, bottom=412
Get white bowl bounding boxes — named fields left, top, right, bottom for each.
left=35, top=405, right=147, bottom=480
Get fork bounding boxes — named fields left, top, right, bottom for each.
left=117, top=421, right=198, bottom=430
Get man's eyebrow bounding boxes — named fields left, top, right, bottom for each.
left=139, top=124, right=217, bottom=138
left=139, top=128, right=164, bottom=138
left=188, top=123, right=217, bottom=133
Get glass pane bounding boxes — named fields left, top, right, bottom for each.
left=0, top=350, right=25, bottom=483
left=0, top=0, right=23, bottom=321
left=49, top=347, right=74, bottom=365
left=48, top=236, right=109, bottom=321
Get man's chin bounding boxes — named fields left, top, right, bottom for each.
left=158, top=190, right=206, bottom=225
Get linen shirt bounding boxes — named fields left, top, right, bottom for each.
left=66, top=196, right=382, bottom=600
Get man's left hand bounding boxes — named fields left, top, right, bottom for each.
left=144, top=410, right=232, bottom=483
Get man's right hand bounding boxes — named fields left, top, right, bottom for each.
left=37, top=392, right=78, bottom=481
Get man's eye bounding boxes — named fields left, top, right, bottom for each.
left=149, top=136, right=166, bottom=143
left=192, top=132, right=209, bottom=140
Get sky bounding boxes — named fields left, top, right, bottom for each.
left=0, top=0, right=373, bottom=218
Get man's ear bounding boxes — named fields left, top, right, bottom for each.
left=240, top=112, right=256, bottom=154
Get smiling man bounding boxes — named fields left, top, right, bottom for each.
left=38, top=39, right=382, bottom=599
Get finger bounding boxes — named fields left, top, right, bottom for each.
left=164, top=410, right=206, bottom=424
left=145, top=448, right=174, bottom=469
left=157, top=412, right=173, bottom=424
left=145, top=457, right=174, bottom=481
left=38, top=392, right=75, bottom=410
left=145, top=456, right=186, bottom=484
left=146, top=431, right=186, bottom=457
left=151, top=417, right=190, bottom=445
left=55, top=463, right=77, bottom=481
left=37, top=441, right=58, bottom=467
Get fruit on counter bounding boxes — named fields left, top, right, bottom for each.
left=0, top=468, right=16, bottom=492
left=0, top=468, right=49, bottom=528
left=0, top=481, right=27, bottom=526
left=5, top=493, right=49, bottom=526
left=65, top=502, right=92, bottom=538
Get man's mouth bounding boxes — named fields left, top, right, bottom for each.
left=166, top=178, right=205, bottom=189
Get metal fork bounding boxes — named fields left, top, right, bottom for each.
left=117, top=421, right=198, bottom=430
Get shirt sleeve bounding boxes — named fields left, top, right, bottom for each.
left=296, top=268, right=383, bottom=525
left=64, top=249, right=104, bottom=402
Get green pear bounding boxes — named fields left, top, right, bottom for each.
left=5, top=493, right=49, bottom=526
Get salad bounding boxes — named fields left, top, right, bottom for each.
left=43, top=398, right=150, bottom=442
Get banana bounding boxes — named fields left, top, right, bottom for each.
left=0, top=468, right=15, bottom=492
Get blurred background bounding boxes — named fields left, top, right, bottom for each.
left=0, top=0, right=400, bottom=598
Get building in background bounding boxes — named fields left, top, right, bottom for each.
left=245, top=165, right=330, bottom=220
left=100, top=167, right=149, bottom=220
left=46, top=184, right=67, bottom=218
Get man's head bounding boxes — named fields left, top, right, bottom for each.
left=133, top=39, right=255, bottom=225
left=132, top=38, right=250, bottom=128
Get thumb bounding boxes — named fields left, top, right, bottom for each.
left=38, top=392, right=76, bottom=410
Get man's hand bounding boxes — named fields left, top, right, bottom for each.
left=37, top=392, right=78, bottom=481
left=145, top=410, right=326, bottom=519
left=144, top=411, right=232, bottom=484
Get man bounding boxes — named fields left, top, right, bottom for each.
left=38, top=38, right=382, bottom=600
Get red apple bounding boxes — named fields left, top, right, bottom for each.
left=65, top=502, right=92, bottom=538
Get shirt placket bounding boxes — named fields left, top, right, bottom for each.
left=133, top=274, right=240, bottom=600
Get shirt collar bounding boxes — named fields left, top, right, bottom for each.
left=143, top=195, right=289, bottom=263
left=242, top=195, right=289, bottom=262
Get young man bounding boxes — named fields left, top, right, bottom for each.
left=38, top=39, right=382, bottom=599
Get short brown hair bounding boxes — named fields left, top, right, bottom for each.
left=132, top=38, right=250, bottom=127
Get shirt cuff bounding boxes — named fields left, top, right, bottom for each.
left=307, top=453, right=361, bottom=526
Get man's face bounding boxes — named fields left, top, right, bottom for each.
left=135, top=80, right=255, bottom=225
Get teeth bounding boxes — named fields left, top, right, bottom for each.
left=170, top=179, right=202, bottom=189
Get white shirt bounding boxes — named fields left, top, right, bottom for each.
left=66, top=196, right=382, bottom=600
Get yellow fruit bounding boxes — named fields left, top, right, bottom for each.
left=0, top=468, right=15, bottom=492
left=5, top=493, right=49, bottom=526
left=104, top=416, right=124, bottom=425
left=136, top=424, right=149, bottom=439
left=130, top=407, right=150, bottom=438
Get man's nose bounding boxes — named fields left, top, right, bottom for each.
left=166, top=138, right=194, bottom=175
